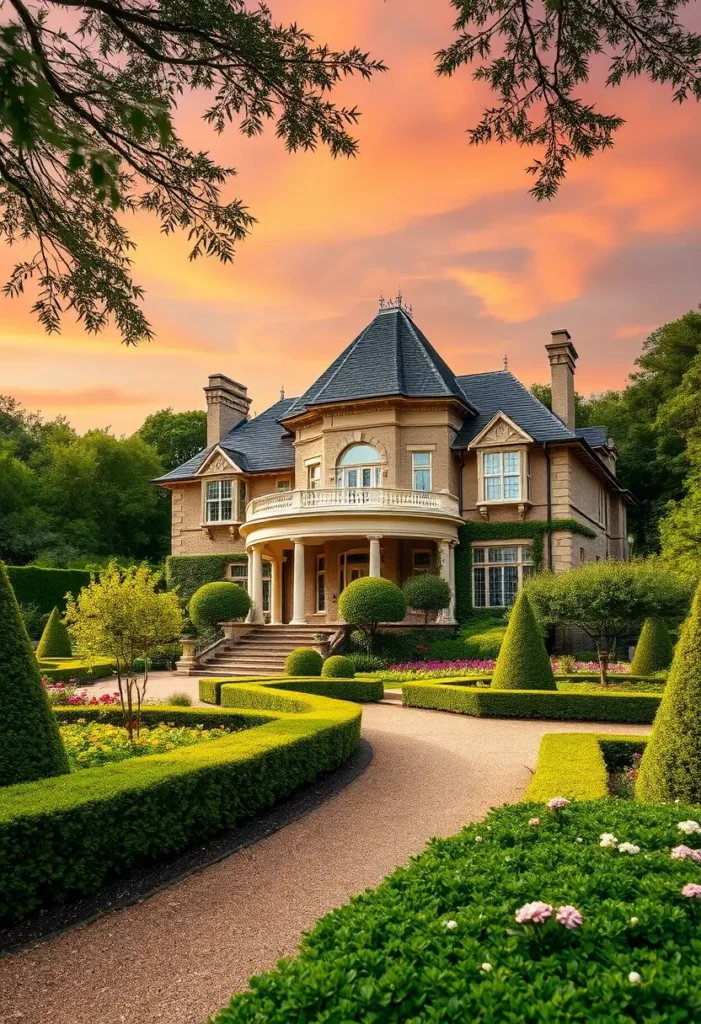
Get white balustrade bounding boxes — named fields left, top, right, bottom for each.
left=246, top=486, right=459, bottom=522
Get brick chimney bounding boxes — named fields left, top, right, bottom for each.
left=204, top=374, right=252, bottom=445
left=545, top=329, right=578, bottom=430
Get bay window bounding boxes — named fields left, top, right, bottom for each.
left=472, top=544, right=533, bottom=608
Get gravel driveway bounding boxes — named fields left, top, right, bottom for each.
left=0, top=704, right=649, bottom=1024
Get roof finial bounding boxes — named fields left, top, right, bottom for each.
left=503, top=353, right=508, bottom=371
left=379, top=290, right=413, bottom=318
left=378, top=293, right=385, bottom=311
left=280, top=384, right=285, bottom=400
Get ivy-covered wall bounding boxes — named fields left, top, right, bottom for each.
left=454, top=520, right=597, bottom=622
left=6, top=566, right=92, bottom=614
left=165, top=553, right=248, bottom=603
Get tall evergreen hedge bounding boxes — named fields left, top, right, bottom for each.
left=637, top=581, right=701, bottom=803
left=491, top=591, right=556, bottom=691
left=0, top=563, right=69, bottom=786
left=36, top=606, right=72, bottom=659
left=6, top=566, right=91, bottom=614
left=631, top=617, right=674, bottom=675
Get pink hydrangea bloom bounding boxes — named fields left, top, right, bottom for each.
left=681, top=883, right=701, bottom=898
left=515, top=901, right=553, bottom=925
left=556, top=905, right=583, bottom=929
left=529, top=818, right=540, bottom=827
left=547, top=797, right=570, bottom=811
left=671, top=845, right=701, bottom=862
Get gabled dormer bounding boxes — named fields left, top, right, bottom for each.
left=468, top=412, right=534, bottom=520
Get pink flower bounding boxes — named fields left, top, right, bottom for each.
left=547, top=797, right=570, bottom=811
left=556, top=905, right=583, bottom=929
left=529, top=818, right=540, bottom=827
left=671, top=845, right=701, bottom=862
left=515, top=901, right=552, bottom=925
left=681, top=883, right=701, bottom=898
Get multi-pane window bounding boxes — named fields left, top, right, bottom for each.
left=412, top=550, right=432, bottom=575
left=277, top=479, right=291, bottom=491
left=308, top=463, right=321, bottom=490
left=316, top=555, right=326, bottom=613
left=472, top=545, right=533, bottom=608
left=336, top=444, right=382, bottom=488
left=229, top=561, right=271, bottom=613
left=205, top=480, right=233, bottom=522
left=482, top=452, right=521, bottom=501
left=412, top=452, right=432, bottom=491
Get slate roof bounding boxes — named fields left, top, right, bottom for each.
left=282, top=307, right=471, bottom=418
left=576, top=426, right=608, bottom=448
left=154, top=398, right=296, bottom=482
left=452, top=371, right=575, bottom=448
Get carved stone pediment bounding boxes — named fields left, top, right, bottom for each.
left=468, top=411, right=533, bottom=449
left=196, top=448, right=243, bottom=476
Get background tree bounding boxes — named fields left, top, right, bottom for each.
left=137, top=408, right=207, bottom=471
left=65, top=562, right=182, bottom=738
left=438, top=0, right=701, bottom=198
left=403, top=573, right=451, bottom=626
left=0, top=1, right=385, bottom=344
left=525, top=560, right=690, bottom=684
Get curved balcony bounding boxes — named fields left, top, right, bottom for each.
left=244, top=486, right=461, bottom=528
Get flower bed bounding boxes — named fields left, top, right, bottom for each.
left=0, top=686, right=361, bottom=925
left=59, top=720, right=234, bottom=771
left=385, top=658, right=637, bottom=681
left=43, top=681, right=121, bottom=706
left=213, top=799, right=701, bottom=1023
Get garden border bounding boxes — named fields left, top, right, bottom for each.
left=201, top=675, right=385, bottom=705
left=525, top=732, right=648, bottom=801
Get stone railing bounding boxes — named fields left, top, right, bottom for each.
left=246, top=486, right=460, bottom=522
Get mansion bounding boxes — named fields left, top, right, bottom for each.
left=156, top=299, right=631, bottom=627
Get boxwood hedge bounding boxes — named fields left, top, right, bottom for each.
left=525, top=732, right=648, bottom=802
left=38, top=657, right=115, bottom=682
left=402, top=681, right=661, bottom=723
left=213, top=799, right=701, bottom=1023
left=6, top=566, right=91, bottom=614
left=0, top=686, right=361, bottom=925
left=200, top=675, right=384, bottom=705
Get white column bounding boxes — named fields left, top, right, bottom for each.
left=250, top=545, right=264, bottom=624
left=438, top=539, right=457, bottom=624
left=270, top=557, right=282, bottom=624
left=447, top=541, right=457, bottom=623
left=368, top=536, right=382, bottom=577
left=291, top=540, right=307, bottom=624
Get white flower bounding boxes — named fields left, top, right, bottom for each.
left=475, top=836, right=483, bottom=843
left=630, top=917, right=639, bottom=925
left=444, top=920, right=458, bottom=930
left=480, top=962, right=493, bottom=972
left=599, top=833, right=618, bottom=848
left=678, top=820, right=701, bottom=836
left=618, top=843, right=641, bottom=855
left=575, top=837, right=583, bottom=843
left=628, top=971, right=642, bottom=985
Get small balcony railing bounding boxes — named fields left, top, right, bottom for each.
left=245, top=486, right=460, bottom=523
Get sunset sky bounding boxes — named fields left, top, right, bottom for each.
left=2, top=0, right=701, bottom=434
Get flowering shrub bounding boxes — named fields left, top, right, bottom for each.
left=59, top=721, right=231, bottom=770
left=42, top=679, right=121, bottom=707
left=213, top=800, right=701, bottom=1023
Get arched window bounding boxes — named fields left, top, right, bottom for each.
left=336, top=444, right=382, bottom=488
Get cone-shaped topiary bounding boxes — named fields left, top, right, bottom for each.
left=36, top=606, right=72, bottom=659
left=285, top=647, right=323, bottom=676
left=631, top=617, right=674, bottom=675
left=637, top=581, right=701, bottom=803
left=491, top=590, right=556, bottom=691
left=321, top=655, right=355, bottom=678
left=0, top=562, right=69, bottom=786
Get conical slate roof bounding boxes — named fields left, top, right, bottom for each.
left=282, top=307, right=471, bottom=419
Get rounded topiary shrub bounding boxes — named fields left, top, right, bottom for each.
left=491, top=590, right=556, bottom=691
left=338, top=577, right=407, bottom=634
left=321, top=655, right=355, bottom=679
left=36, top=606, right=72, bottom=659
left=637, top=580, right=701, bottom=803
left=0, top=562, right=69, bottom=786
left=402, top=573, right=451, bottom=625
left=285, top=647, right=323, bottom=676
left=189, top=581, right=251, bottom=633
left=631, top=616, right=674, bottom=675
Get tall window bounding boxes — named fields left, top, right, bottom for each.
left=472, top=545, right=533, bottom=608
left=316, top=555, right=326, bottom=613
left=308, top=463, right=321, bottom=490
left=598, top=485, right=608, bottom=528
left=412, top=452, right=432, bottom=491
left=228, top=561, right=271, bottom=613
left=205, top=480, right=232, bottom=522
left=336, top=444, right=382, bottom=488
left=482, top=452, right=521, bottom=501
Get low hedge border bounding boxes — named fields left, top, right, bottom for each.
left=38, top=658, right=115, bottom=682
left=525, top=733, right=649, bottom=801
left=52, top=704, right=271, bottom=731
left=402, top=682, right=661, bottom=723
left=0, top=687, right=361, bottom=925
left=201, top=675, right=384, bottom=705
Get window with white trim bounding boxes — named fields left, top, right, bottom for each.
left=336, top=444, right=382, bottom=488
left=412, top=452, right=432, bottom=491
left=598, top=485, right=608, bottom=529
left=316, top=555, right=326, bottom=613
left=205, top=480, right=233, bottom=522
left=228, top=561, right=271, bottom=613
left=482, top=451, right=522, bottom=501
left=472, top=545, right=533, bottom=608
left=308, top=463, right=321, bottom=489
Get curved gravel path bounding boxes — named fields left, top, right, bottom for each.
left=1, top=705, right=648, bottom=1024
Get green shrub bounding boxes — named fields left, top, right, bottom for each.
left=166, top=691, right=192, bottom=706
left=402, top=574, right=451, bottom=624
left=526, top=732, right=650, bottom=802
left=222, top=678, right=384, bottom=705
left=402, top=682, right=660, bottom=723
left=428, top=618, right=505, bottom=661
left=38, top=657, right=115, bottom=682
left=339, top=577, right=407, bottom=639
left=637, top=580, right=701, bottom=803
left=321, top=655, right=355, bottom=678
left=189, top=581, right=251, bottom=632
left=631, top=617, right=674, bottom=675
left=36, top=606, right=72, bottom=659
left=0, top=562, right=69, bottom=786
left=346, top=652, right=385, bottom=673
left=285, top=647, right=323, bottom=676
left=199, top=675, right=285, bottom=705
left=166, top=554, right=248, bottom=604
left=491, top=591, right=555, bottom=691
left=18, top=602, right=46, bottom=642
left=0, top=689, right=361, bottom=924
left=213, top=799, right=701, bottom=1024
left=6, top=566, right=91, bottom=614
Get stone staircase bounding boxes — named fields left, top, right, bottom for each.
left=197, top=625, right=340, bottom=676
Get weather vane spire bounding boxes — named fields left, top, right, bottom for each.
left=378, top=288, right=413, bottom=317
left=503, top=353, right=508, bottom=371
left=280, top=384, right=285, bottom=400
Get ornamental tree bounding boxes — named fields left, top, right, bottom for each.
left=0, top=561, right=69, bottom=785
left=36, top=605, right=72, bottom=659
left=491, top=590, right=555, bottom=691
left=339, top=577, right=407, bottom=650
left=189, top=581, right=251, bottom=633
left=403, top=574, right=451, bottom=626
left=525, top=560, right=691, bottom=685
left=64, top=561, right=182, bottom=738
